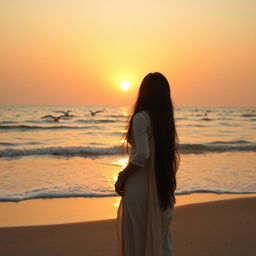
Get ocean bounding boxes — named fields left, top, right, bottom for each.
left=0, top=105, right=255, bottom=202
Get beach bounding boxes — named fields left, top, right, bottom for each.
left=0, top=194, right=255, bottom=256
left=2, top=0, right=256, bottom=254
left=1, top=105, right=255, bottom=255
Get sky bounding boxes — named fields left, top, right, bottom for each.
left=1, top=0, right=255, bottom=106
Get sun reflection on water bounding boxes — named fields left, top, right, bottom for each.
left=107, top=158, right=128, bottom=209
left=107, top=158, right=129, bottom=190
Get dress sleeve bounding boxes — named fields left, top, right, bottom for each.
left=129, top=112, right=150, bottom=167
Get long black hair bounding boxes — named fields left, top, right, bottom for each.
left=125, top=72, right=179, bottom=209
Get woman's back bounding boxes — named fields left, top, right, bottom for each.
left=117, top=111, right=174, bottom=256
left=115, top=72, right=178, bottom=256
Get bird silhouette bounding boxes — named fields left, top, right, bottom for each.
left=41, top=115, right=66, bottom=122
left=90, top=110, right=104, bottom=116
left=54, top=110, right=71, bottom=116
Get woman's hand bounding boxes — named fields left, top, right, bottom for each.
left=114, top=163, right=140, bottom=196
left=115, top=172, right=126, bottom=196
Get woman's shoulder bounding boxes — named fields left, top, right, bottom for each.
left=133, top=111, right=151, bottom=126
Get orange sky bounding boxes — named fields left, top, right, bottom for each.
left=1, top=0, right=255, bottom=106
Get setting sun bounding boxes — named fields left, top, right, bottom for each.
left=120, top=81, right=131, bottom=91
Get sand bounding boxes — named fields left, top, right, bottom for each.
left=0, top=196, right=255, bottom=256
left=1, top=193, right=254, bottom=228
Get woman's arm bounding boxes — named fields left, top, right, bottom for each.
left=115, top=162, right=140, bottom=196
left=129, top=112, right=150, bottom=167
left=115, top=112, right=150, bottom=196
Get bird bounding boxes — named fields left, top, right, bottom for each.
left=90, top=110, right=104, bottom=116
left=54, top=110, right=71, bottom=116
left=41, top=115, right=66, bottom=122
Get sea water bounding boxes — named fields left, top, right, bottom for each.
left=0, top=105, right=255, bottom=201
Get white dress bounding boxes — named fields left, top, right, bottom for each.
left=117, top=111, right=174, bottom=256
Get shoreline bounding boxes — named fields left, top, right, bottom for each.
left=0, top=193, right=255, bottom=228
left=0, top=196, right=255, bottom=256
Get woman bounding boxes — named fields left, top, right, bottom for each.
left=115, top=72, right=179, bottom=256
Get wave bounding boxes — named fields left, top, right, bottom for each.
left=76, top=119, right=120, bottom=123
left=0, top=125, right=97, bottom=130
left=0, top=142, right=18, bottom=146
left=0, top=192, right=118, bottom=202
left=0, top=121, right=17, bottom=124
left=240, top=114, right=256, bottom=117
left=0, top=141, right=255, bottom=157
left=0, top=141, right=41, bottom=146
left=218, top=122, right=239, bottom=127
left=200, top=118, right=212, bottom=121
left=108, top=131, right=125, bottom=136
left=1, top=189, right=255, bottom=202
left=175, top=189, right=256, bottom=195
left=175, top=117, right=187, bottom=120
left=179, top=143, right=256, bottom=153
left=208, top=140, right=250, bottom=144
left=0, top=145, right=125, bottom=157
left=109, top=115, right=128, bottom=118
left=177, top=124, right=206, bottom=127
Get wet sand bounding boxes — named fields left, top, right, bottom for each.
left=0, top=196, right=255, bottom=256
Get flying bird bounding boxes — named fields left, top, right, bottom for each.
left=54, top=110, right=71, bottom=116
left=90, top=110, right=104, bottom=116
left=41, top=115, right=66, bottom=122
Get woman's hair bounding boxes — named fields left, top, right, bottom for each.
left=125, top=72, right=179, bottom=209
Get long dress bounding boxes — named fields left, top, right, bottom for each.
left=117, top=111, right=174, bottom=256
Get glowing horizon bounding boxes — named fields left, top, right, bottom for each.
left=1, top=0, right=255, bottom=107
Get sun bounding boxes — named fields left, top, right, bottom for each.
left=120, top=81, right=130, bottom=91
